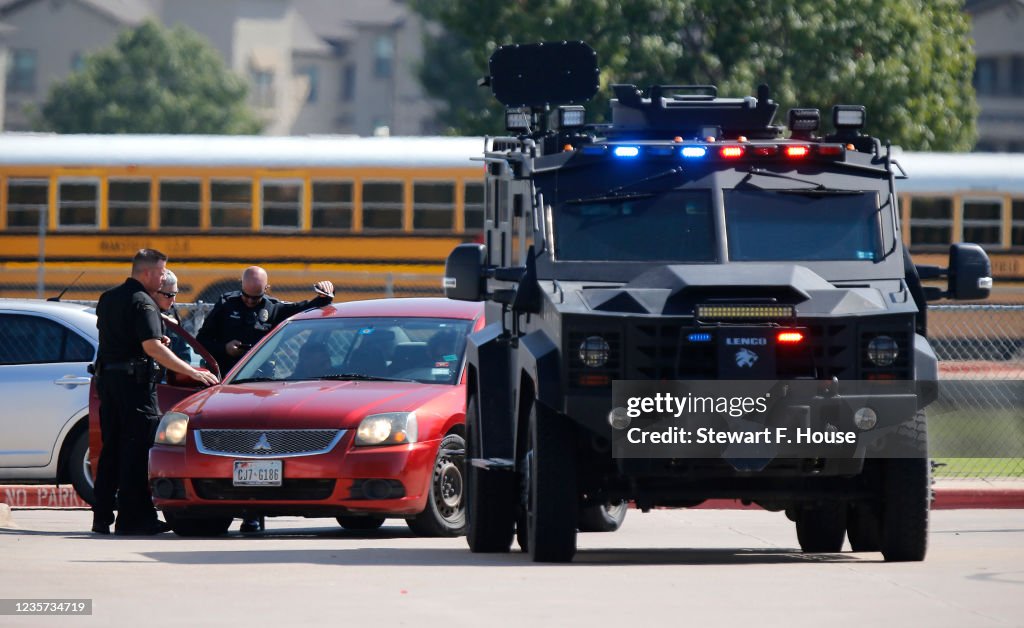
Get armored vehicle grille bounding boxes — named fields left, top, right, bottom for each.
left=195, top=429, right=344, bottom=457
left=793, top=323, right=855, bottom=380
left=630, top=322, right=715, bottom=379
left=629, top=321, right=857, bottom=380
left=192, top=479, right=336, bottom=501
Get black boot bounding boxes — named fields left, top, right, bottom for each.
left=91, top=511, right=114, bottom=535
left=239, top=516, right=264, bottom=533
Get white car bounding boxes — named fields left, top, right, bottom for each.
left=0, top=299, right=97, bottom=502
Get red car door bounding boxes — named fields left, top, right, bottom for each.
left=88, top=319, right=219, bottom=479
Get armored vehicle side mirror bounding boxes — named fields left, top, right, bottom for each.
left=444, top=244, right=487, bottom=302
left=948, top=243, right=992, bottom=301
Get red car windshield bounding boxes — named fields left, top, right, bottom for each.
left=230, top=317, right=473, bottom=385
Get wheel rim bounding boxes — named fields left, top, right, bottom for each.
left=433, top=447, right=464, bottom=521
left=82, top=447, right=94, bottom=489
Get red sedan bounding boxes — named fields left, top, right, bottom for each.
left=146, top=298, right=483, bottom=537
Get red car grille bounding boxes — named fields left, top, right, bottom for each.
left=194, top=429, right=344, bottom=457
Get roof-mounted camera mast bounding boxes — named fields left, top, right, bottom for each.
left=481, top=40, right=874, bottom=155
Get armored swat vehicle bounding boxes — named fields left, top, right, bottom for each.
left=444, top=42, right=992, bottom=563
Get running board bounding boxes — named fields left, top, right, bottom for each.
left=470, top=457, right=515, bottom=471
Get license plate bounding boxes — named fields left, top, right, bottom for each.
left=233, top=460, right=282, bottom=486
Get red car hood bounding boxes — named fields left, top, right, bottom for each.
left=177, top=381, right=457, bottom=430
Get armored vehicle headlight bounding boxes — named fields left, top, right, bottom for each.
left=579, top=336, right=610, bottom=368
left=866, top=335, right=899, bottom=367
left=155, top=412, right=189, bottom=446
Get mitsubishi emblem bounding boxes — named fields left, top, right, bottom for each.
left=253, top=432, right=272, bottom=452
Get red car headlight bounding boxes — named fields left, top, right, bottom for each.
left=155, top=411, right=190, bottom=446
left=354, top=412, right=417, bottom=447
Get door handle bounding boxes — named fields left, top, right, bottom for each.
left=54, top=376, right=92, bottom=387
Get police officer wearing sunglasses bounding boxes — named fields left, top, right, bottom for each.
left=197, top=266, right=335, bottom=376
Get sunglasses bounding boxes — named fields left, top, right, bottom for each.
left=158, top=291, right=178, bottom=298
left=241, top=291, right=265, bottom=301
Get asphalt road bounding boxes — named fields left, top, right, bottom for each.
left=0, top=508, right=1021, bottom=627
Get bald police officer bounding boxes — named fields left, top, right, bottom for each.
left=92, top=249, right=219, bottom=536
left=197, top=266, right=334, bottom=374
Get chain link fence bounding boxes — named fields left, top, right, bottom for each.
left=928, top=305, right=1024, bottom=479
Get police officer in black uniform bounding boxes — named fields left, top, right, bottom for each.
left=92, top=249, right=220, bottom=536
left=196, top=265, right=333, bottom=533
left=197, top=266, right=334, bottom=374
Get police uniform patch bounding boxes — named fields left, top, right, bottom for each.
left=141, top=304, right=156, bottom=312
left=259, top=309, right=269, bottom=322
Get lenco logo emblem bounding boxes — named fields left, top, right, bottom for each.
left=725, top=337, right=768, bottom=346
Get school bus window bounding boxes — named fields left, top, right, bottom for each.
left=211, top=180, right=252, bottom=228
left=262, top=180, right=303, bottom=229
left=464, top=181, right=484, bottom=231
left=5, top=178, right=48, bottom=229
left=962, top=199, right=1002, bottom=246
left=159, top=180, right=201, bottom=228
left=909, top=197, right=952, bottom=246
left=58, top=180, right=99, bottom=228
left=312, top=181, right=353, bottom=229
left=363, top=181, right=403, bottom=230
left=108, top=179, right=150, bottom=229
left=1012, top=199, right=1024, bottom=247
left=413, top=182, right=454, bottom=230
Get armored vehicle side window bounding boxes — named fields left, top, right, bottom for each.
left=553, top=190, right=714, bottom=262
left=725, top=190, right=881, bottom=261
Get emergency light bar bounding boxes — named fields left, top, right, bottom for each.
left=586, top=143, right=844, bottom=162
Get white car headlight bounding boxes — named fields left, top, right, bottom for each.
left=155, top=411, right=190, bottom=446
left=355, top=412, right=417, bottom=447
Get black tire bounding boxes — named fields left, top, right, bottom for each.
left=525, top=399, right=577, bottom=563
left=795, top=502, right=847, bottom=553
left=166, top=513, right=233, bottom=537
left=578, top=501, right=628, bottom=532
left=67, top=429, right=95, bottom=506
left=406, top=434, right=466, bottom=537
left=336, top=516, right=386, bottom=531
left=515, top=508, right=529, bottom=553
left=465, top=394, right=516, bottom=553
left=879, top=413, right=930, bottom=562
left=846, top=503, right=881, bottom=552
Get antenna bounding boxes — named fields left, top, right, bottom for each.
left=48, top=272, right=85, bottom=302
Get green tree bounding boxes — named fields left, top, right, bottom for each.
left=39, top=20, right=262, bottom=134
left=415, top=0, right=976, bottom=150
